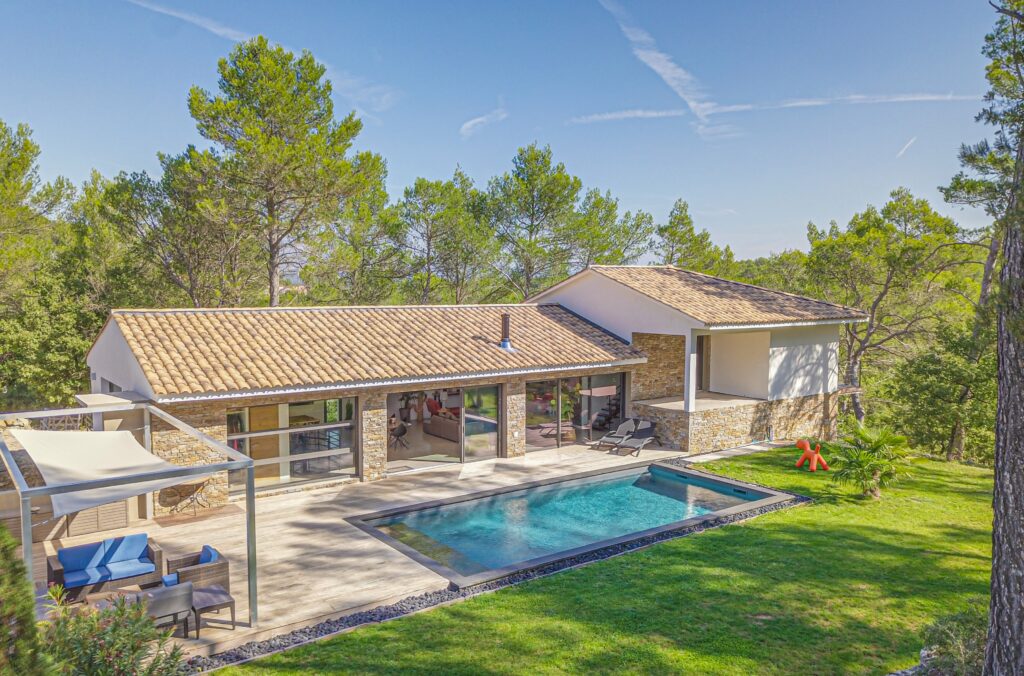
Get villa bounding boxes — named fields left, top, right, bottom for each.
left=0, top=264, right=868, bottom=653
left=55, top=265, right=865, bottom=524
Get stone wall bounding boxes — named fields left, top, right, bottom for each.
left=686, top=393, right=836, bottom=454
left=152, top=400, right=231, bottom=516
left=631, top=402, right=689, bottom=452
left=504, top=378, right=527, bottom=458
left=630, top=333, right=685, bottom=401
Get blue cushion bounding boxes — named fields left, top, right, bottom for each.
left=162, top=573, right=179, bottom=587
left=57, top=541, right=107, bottom=573
left=105, top=557, right=155, bottom=581
left=199, top=545, right=218, bottom=564
left=63, top=566, right=111, bottom=589
left=104, top=533, right=149, bottom=564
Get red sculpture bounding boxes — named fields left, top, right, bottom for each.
left=795, top=439, right=829, bottom=472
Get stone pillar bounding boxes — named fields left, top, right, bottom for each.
left=360, top=392, right=388, bottom=481
left=504, top=378, right=526, bottom=458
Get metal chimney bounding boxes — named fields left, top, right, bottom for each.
left=500, top=312, right=513, bottom=350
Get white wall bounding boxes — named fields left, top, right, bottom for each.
left=86, top=321, right=155, bottom=398
left=709, top=331, right=770, bottom=399
left=535, top=271, right=703, bottom=342
left=768, top=325, right=840, bottom=399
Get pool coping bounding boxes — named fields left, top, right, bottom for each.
left=346, top=460, right=795, bottom=589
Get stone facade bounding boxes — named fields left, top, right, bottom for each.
left=151, top=400, right=232, bottom=516
left=631, top=401, right=690, bottom=451
left=630, top=333, right=685, bottom=401
left=140, top=364, right=637, bottom=516
left=635, top=392, right=837, bottom=455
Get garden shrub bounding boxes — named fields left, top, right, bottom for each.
left=42, top=589, right=184, bottom=676
left=829, top=419, right=910, bottom=498
left=922, top=597, right=988, bottom=675
left=0, top=525, right=44, bottom=675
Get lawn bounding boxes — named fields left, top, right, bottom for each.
left=226, top=450, right=992, bottom=675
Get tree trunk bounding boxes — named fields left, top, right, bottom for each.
left=946, top=419, right=965, bottom=462
left=985, top=139, right=1024, bottom=675
left=845, top=354, right=866, bottom=422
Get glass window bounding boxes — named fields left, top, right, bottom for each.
left=226, top=398, right=358, bottom=493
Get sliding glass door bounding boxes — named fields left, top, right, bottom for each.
left=525, top=380, right=559, bottom=451
left=463, top=385, right=500, bottom=461
left=527, top=373, right=626, bottom=448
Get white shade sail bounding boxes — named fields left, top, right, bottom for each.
left=10, top=429, right=215, bottom=518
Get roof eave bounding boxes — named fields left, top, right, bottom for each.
left=152, top=357, right=648, bottom=404
left=707, top=317, right=868, bottom=331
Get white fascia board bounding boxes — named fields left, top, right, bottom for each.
left=154, top=358, right=648, bottom=404
left=709, top=317, right=867, bottom=331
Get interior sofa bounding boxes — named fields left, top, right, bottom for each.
left=424, top=414, right=460, bottom=442
left=47, top=533, right=164, bottom=601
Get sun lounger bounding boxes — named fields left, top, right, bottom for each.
left=594, top=419, right=635, bottom=449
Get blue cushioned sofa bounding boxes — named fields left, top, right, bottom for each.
left=47, top=533, right=164, bottom=601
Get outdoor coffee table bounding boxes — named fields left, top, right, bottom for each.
left=192, top=584, right=235, bottom=638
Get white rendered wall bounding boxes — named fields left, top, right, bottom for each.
left=86, top=321, right=156, bottom=398
left=768, top=325, right=840, bottom=399
left=534, top=271, right=703, bottom=342
left=709, top=331, right=770, bottom=399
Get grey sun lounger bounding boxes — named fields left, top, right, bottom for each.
left=617, top=421, right=656, bottom=456
left=594, top=419, right=635, bottom=449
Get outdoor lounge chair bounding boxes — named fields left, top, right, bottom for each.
left=617, top=421, right=656, bottom=456
left=164, top=545, right=229, bottom=592
left=594, top=419, right=635, bottom=449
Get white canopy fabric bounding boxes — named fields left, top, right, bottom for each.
left=10, top=429, right=215, bottom=518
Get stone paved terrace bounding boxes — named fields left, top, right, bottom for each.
left=26, top=443, right=691, bottom=657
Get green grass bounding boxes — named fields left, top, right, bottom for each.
left=226, top=450, right=992, bottom=675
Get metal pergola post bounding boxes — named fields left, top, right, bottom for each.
left=0, top=401, right=258, bottom=626
left=246, top=465, right=258, bottom=624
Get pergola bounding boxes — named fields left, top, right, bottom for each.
left=0, top=400, right=259, bottom=624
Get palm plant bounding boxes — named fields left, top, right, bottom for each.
left=829, top=421, right=910, bottom=499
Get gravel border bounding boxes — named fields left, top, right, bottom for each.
left=187, top=466, right=809, bottom=673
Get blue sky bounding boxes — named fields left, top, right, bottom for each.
left=0, top=0, right=996, bottom=257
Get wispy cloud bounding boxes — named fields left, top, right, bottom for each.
left=587, top=1, right=979, bottom=137
left=694, top=207, right=738, bottom=217
left=126, top=0, right=249, bottom=41
left=597, top=0, right=735, bottom=138
left=569, top=108, right=686, bottom=124
left=570, top=92, right=981, bottom=127
left=896, top=136, right=918, bottom=158
left=460, top=103, right=509, bottom=138
left=124, top=0, right=399, bottom=113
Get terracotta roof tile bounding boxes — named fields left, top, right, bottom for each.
left=110, top=304, right=644, bottom=398
left=587, top=266, right=867, bottom=326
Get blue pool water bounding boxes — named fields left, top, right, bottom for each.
left=372, top=466, right=761, bottom=576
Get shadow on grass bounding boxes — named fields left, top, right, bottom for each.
left=232, top=453, right=992, bottom=676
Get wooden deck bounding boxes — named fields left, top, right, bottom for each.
left=26, top=444, right=684, bottom=657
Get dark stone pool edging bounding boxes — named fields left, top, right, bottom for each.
left=187, top=463, right=810, bottom=673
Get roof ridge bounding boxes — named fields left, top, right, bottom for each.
left=111, top=303, right=543, bottom=314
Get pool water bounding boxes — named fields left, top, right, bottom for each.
left=372, top=466, right=761, bottom=576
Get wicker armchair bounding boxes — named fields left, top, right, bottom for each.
left=166, top=546, right=229, bottom=592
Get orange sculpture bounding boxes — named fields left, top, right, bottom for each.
left=795, top=439, right=829, bottom=472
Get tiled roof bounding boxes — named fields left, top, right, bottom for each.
left=108, top=305, right=644, bottom=398
left=587, top=266, right=866, bottom=327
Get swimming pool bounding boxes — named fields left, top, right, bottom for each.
left=351, top=462, right=791, bottom=587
